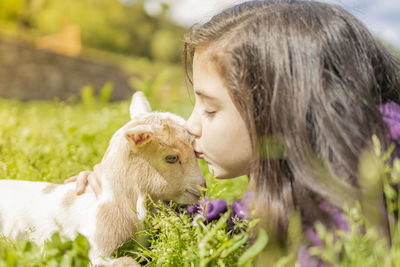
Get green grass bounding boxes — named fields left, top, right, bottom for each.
left=3, top=78, right=400, bottom=266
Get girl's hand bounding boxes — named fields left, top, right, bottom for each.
left=64, top=165, right=102, bottom=198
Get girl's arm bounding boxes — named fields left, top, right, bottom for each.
left=64, top=164, right=102, bottom=197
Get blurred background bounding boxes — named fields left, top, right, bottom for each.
left=0, top=0, right=399, bottom=116
left=0, top=0, right=188, bottom=116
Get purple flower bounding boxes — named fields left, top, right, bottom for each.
left=185, top=203, right=200, bottom=215
left=227, top=193, right=252, bottom=229
left=186, top=197, right=228, bottom=222
left=185, top=192, right=253, bottom=228
left=205, top=199, right=228, bottom=221
left=379, top=101, right=400, bottom=140
left=298, top=245, right=324, bottom=267
left=379, top=102, right=400, bottom=159
left=318, top=201, right=349, bottom=231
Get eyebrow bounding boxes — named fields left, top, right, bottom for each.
left=194, top=89, right=216, bottom=101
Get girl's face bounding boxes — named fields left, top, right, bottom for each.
left=186, top=49, right=253, bottom=179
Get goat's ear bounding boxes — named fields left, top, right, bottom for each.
left=125, top=125, right=154, bottom=152
left=130, top=91, right=152, bottom=118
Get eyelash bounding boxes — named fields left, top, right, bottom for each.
left=203, top=110, right=216, bottom=118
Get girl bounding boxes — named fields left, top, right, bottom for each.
left=67, top=0, right=400, bottom=262
left=182, top=0, right=400, bottom=240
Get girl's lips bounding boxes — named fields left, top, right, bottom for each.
left=194, top=151, right=204, bottom=158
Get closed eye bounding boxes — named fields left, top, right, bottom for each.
left=203, top=110, right=216, bottom=118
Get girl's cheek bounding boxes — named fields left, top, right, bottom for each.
left=204, top=122, right=221, bottom=149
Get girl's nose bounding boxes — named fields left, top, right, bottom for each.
left=186, top=111, right=201, bottom=138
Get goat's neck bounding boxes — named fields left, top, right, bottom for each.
left=95, top=141, right=146, bottom=209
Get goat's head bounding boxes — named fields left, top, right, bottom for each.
left=119, top=92, right=205, bottom=204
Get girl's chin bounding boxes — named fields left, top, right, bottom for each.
left=207, top=165, right=234, bottom=179
left=207, top=162, right=251, bottom=179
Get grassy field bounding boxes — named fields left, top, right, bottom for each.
left=2, top=58, right=400, bottom=266
left=3, top=91, right=400, bottom=267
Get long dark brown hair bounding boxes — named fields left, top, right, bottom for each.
left=184, top=0, right=400, bottom=242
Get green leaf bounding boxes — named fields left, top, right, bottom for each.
left=238, top=229, right=268, bottom=267
left=372, top=135, right=381, bottom=157
left=100, top=82, right=114, bottom=103
left=80, top=85, right=95, bottom=107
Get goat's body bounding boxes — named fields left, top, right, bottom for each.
left=0, top=179, right=139, bottom=266
left=0, top=180, right=96, bottom=243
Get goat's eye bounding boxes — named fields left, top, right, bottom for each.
left=165, top=155, right=179, bottom=164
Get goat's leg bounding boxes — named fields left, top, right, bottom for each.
left=110, top=256, right=141, bottom=267
left=90, top=255, right=140, bottom=267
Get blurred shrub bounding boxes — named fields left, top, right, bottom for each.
left=0, top=233, right=90, bottom=267
left=100, top=82, right=114, bottom=104
left=0, top=0, right=186, bottom=62
left=80, top=85, right=95, bottom=107
left=307, top=137, right=400, bottom=266
left=0, top=0, right=23, bottom=22
left=151, top=29, right=182, bottom=62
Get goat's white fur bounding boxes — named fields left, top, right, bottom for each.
left=0, top=92, right=205, bottom=266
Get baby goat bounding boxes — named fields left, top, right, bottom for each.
left=0, top=92, right=205, bottom=266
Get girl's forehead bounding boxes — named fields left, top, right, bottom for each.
left=193, top=46, right=222, bottom=69
left=193, top=49, right=212, bottom=69
left=193, top=46, right=212, bottom=59
left=192, top=52, right=227, bottom=102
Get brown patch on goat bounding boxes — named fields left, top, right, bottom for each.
left=42, top=183, right=57, bottom=194
left=94, top=202, right=137, bottom=257
left=61, top=190, right=76, bottom=209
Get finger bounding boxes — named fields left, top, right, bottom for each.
left=76, top=171, right=89, bottom=195
left=64, top=176, right=77, bottom=184
left=88, top=174, right=102, bottom=198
